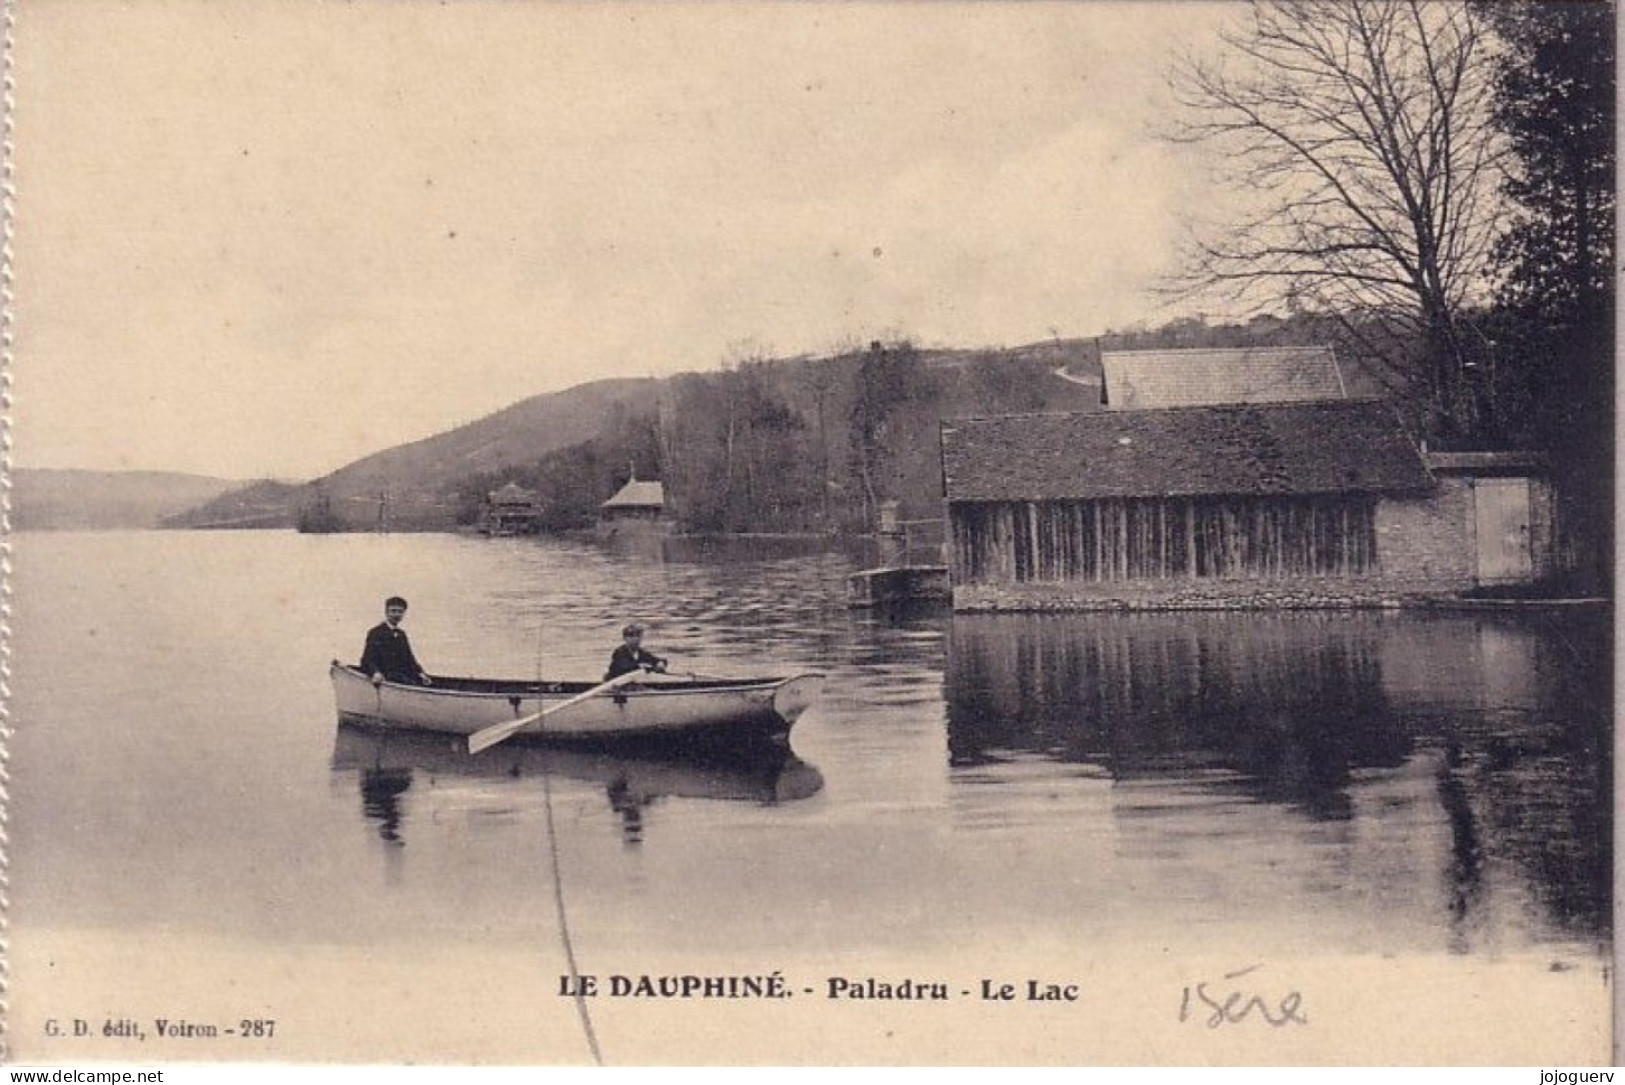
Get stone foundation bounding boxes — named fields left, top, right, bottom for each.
left=952, top=576, right=1471, bottom=612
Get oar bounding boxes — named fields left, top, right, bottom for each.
left=467, top=670, right=644, bottom=755
left=668, top=669, right=725, bottom=682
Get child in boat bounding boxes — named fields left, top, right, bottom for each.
left=605, top=622, right=668, bottom=680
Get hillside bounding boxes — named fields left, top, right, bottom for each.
left=11, top=469, right=251, bottom=530
left=165, top=316, right=1406, bottom=535
left=160, top=479, right=307, bottom=530
left=672, top=339, right=1106, bottom=530
left=171, top=345, right=1104, bottom=533
left=322, top=377, right=662, bottom=495
left=283, top=377, right=664, bottom=531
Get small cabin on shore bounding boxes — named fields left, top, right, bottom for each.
left=939, top=400, right=1557, bottom=611
left=598, top=476, right=669, bottom=536
left=481, top=482, right=544, bottom=535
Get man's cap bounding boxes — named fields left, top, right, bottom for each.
left=622, top=622, right=645, bottom=637
left=386, top=596, right=409, bottom=609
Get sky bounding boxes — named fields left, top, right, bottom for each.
left=15, top=0, right=1238, bottom=480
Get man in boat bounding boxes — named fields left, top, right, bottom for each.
left=605, top=622, right=668, bottom=680
left=361, top=596, right=433, bottom=686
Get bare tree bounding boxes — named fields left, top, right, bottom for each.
left=1168, top=0, right=1504, bottom=437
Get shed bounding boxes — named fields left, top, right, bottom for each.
left=1424, top=451, right=1558, bottom=588
left=939, top=400, right=1551, bottom=610
left=599, top=476, right=668, bottom=534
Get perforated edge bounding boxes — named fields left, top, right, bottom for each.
left=0, top=0, right=16, bottom=1060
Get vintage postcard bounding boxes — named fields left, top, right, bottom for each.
left=4, top=0, right=1614, bottom=1070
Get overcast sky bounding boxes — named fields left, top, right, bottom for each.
left=16, top=0, right=1238, bottom=480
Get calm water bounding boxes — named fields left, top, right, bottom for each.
left=7, top=531, right=1613, bottom=1065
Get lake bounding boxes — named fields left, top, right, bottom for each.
left=6, top=530, right=1613, bottom=1065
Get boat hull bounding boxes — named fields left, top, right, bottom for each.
left=329, top=662, right=821, bottom=748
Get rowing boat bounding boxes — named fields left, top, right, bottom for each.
left=328, top=661, right=822, bottom=748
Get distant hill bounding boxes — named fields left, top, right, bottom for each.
left=11, top=469, right=253, bottom=530
left=323, top=377, right=662, bottom=496
left=159, top=479, right=307, bottom=530
left=299, top=377, right=665, bottom=531
left=160, top=343, right=1109, bottom=533
left=163, top=377, right=667, bottom=532
left=154, top=315, right=1399, bottom=535
left=444, top=338, right=1108, bottom=536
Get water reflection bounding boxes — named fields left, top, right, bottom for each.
left=944, top=610, right=1611, bottom=947
left=331, top=724, right=824, bottom=848
left=358, top=767, right=412, bottom=847
left=946, top=613, right=1409, bottom=816
left=1436, top=744, right=1485, bottom=954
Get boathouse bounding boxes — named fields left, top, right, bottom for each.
left=599, top=475, right=669, bottom=534
left=481, top=482, right=543, bottom=535
left=939, top=400, right=1557, bottom=611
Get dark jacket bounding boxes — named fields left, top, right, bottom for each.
left=361, top=622, right=427, bottom=684
left=605, top=644, right=666, bottom=681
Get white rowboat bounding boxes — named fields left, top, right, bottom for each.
left=329, top=662, right=822, bottom=748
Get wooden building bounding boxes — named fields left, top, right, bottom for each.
left=940, top=400, right=1556, bottom=611
left=481, top=481, right=543, bottom=536
left=598, top=476, right=669, bottom=535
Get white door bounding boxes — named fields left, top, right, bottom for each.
left=1474, top=478, right=1533, bottom=584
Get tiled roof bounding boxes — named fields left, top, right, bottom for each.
left=488, top=482, right=538, bottom=503
left=1101, top=345, right=1346, bottom=409
left=601, top=479, right=666, bottom=509
left=941, top=401, right=1433, bottom=502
